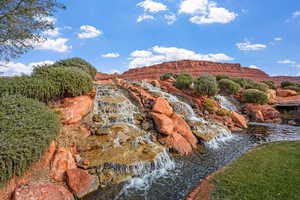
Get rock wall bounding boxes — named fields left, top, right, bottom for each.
left=95, top=60, right=300, bottom=83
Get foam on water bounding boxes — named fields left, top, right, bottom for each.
left=215, top=95, right=239, bottom=112
left=114, top=150, right=176, bottom=199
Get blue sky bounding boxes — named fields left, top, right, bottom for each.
left=1, top=0, right=300, bottom=76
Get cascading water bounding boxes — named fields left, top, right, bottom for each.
left=215, top=95, right=239, bottom=113
left=135, top=81, right=234, bottom=149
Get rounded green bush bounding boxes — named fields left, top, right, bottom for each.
left=33, top=66, right=93, bottom=98
left=216, top=74, right=230, bottom=81
left=160, top=72, right=175, bottom=80
left=281, top=81, right=294, bottom=88
left=0, top=95, right=60, bottom=185
left=218, top=79, right=241, bottom=95
left=230, top=77, right=248, bottom=88
left=242, top=89, right=268, bottom=105
left=51, top=57, right=97, bottom=78
left=194, top=73, right=219, bottom=96
left=245, top=81, right=268, bottom=92
left=284, top=85, right=300, bottom=92
left=262, top=80, right=276, bottom=90
left=0, top=77, right=59, bottom=102
left=175, top=73, right=193, bottom=89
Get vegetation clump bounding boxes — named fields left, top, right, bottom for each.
left=216, top=74, right=230, bottom=81
left=218, top=79, right=241, bottom=95
left=203, top=97, right=218, bottom=113
left=262, top=80, right=276, bottom=90
left=50, top=57, right=97, bottom=78
left=160, top=72, right=176, bottom=80
left=175, top=73, right=193, bottom=89
left=0, top=95, right=60, bottom=185
left=242, top=89, right=268, bottom=105
left=280, top=81, right=300, bottom=92
left=33, top=66, right=93, bottom=98
left=216, top=108, right=232, bottom=116
left=194, top=73, right=219, bottom=96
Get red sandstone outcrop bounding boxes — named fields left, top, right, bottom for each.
left=13, top=184, right=74, bottom=200
left=50, top=147, right=77, bottom=181
left=231, top=112, right=248, bottom=129
left=95, top=60, right=300, bottom=84
left=56, top=95, right=93, bottom=125
left=244, top=104, right=281, bottom=123
left=66, top=169, right=99, bottom=198
left=276, top=89, right=298, bottom=97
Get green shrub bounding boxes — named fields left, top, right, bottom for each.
left=284, top=85, right=300, bottom=92
left=160, top=72, right=175, bottom=80
left=218, top=79, right=241, bottom=95
left=203, top=97, right=218, bottom=112
left=0, top=95, right=60, bottom=185
left=33, top=66, right=93, bottom=98
left=216, top=74, right=230, bottom=81
left=51, top=57, right=97, bottom=78
left=194, top=73, right=219, bottom=96
left=231, top=77, right=248, bottom=88
left=281, top=81, right=294, bottom=88
left=262, top=80, right=276, bottom=90
left=242, top=89, right=268, bottom=105
left=245, top=81, right=268, bottom=92
left=0, top=77, right=60, bottom=102
left=216, top=108, right=232, bottom=116
left=175, top=73, right=193, bottom=89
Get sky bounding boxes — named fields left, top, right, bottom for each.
left=1, top=0, right=300, bottom=76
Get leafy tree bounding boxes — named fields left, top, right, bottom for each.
left=0, top=0, right=64, bottom=60
left=194, top=73, right=219, bottom=96
left=218, top=79, right=241, bottom=95
left=242, top=89, right=268, bottom=105
left=175, top=73, right=193, bottom=89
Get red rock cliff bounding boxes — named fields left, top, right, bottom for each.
left=95, top=60, right=300, bottom=83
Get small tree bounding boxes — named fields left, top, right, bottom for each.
left=160, top=72, right=175, bottom=80
left=262, top=80, right=276, bottom=90
left=218, top=79, right=241, bottom=95
left=175, top=73, right=193, bottom=89
left=216, top=74, right=230, bottom=81
left=242, top=89, right=268, bottom=105
left=194, top=73, right=219, bottom=96
left=0, top=0, right=65, bottom=60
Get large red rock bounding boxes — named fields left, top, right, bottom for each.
left=160, top=133, right=193, bottom=155
left=170, top=113, right=198, bottom=148
left=151, top=112, right=174, bottom=135
left=245, top=104, right=281, bottom=123
left=58, top=96, right=93, bottom=125
left=66, top=169, right=99, bottom=198
left=13, top=184, right=74, bottom=200
left=152, top=97, right=174, bottom=117
left=267, top=89, right=277, bottom=104
left=276, top=89, right=297, bottom=97
left=231, top=112, right=248, bottom=129
left=51, top=147, right=77, bottom=181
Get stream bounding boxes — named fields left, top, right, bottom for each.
left=84, top=123, right=300, bottom=200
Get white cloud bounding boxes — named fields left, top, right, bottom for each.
left=0, top=60, right=54, bottom=76
left=137, top=0, right=167, bottom=13
left=102, top=53, right=120, bottom=58
left=164, top=14, right=177, bottom=24
left=137, top=14, right=155, bottom=22
left=293, top=11, right=300, bottom=17
left=129, top=46, right=233, bottom=68
left=34, top=38, right=72, bottom=52
left=78, top=25, right=102, bottom=39
left=42, top=27, right=60, bottom=37
left=274, top=37, right=282, bottom=41
left=277, top=60, right=296, bottom=64
left=248, top=65, right=259, bottom=69
left=179, top=0, right=237, bottom=24
left=236, top=41, right=267, bottom=51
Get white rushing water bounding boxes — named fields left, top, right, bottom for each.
left=114, top=150, right=176, bottom=199
left=215, top=95, right=239, bottom=113
left=135, top=81, right=234, bottom=149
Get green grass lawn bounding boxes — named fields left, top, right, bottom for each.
left=212, top=142, right=300, bottom=200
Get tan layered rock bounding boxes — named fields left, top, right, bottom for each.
left=57, top=95, right=93, bottom=125
left=13, top=184, right=74, bottom=200
left=66, top=169, right=99, bottom=198
left=267, top=89, right=277, bottom=104
left=50, top=147, right=77, bottom=181
left=276, top=89, right=297, bottom=97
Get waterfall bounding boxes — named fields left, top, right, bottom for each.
left=114, top=150, right=176, bottom=199
left=135, top=82, right=235, bottom=149
left=215, top=95, right=239, bottom=113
